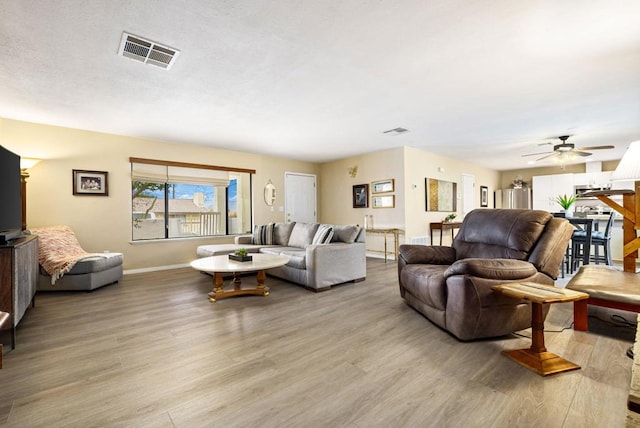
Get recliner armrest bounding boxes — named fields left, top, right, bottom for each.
left=398, top=244, right=456, bottom=265
left=444, top=258, right=537, bottom=280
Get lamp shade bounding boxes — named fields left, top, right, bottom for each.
left=20, top=157, right=40, bottom=170
left=611, top=140, right=640, bottom=181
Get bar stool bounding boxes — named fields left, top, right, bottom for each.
left=571, top=212, right=615, bottom=267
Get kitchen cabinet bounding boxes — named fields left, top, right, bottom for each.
left=532, top=173, right=574, bottom=211
left=573, top=171, right=612, bottom=187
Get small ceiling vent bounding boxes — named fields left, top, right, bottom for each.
left=118, top=32, right=180, bottom=69
left=383, top=127, right=409, bottom=136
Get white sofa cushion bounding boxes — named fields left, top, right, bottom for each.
left=287, top=223, right=319, bottom=248
left=260, top=246, right=307, bottom=269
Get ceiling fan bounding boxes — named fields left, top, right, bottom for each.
left=522, top=135, right=615, bottom=164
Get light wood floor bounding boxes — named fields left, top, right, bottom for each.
left=0, top=258, right=635, bottom=427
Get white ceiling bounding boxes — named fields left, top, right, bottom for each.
left=1, top=0, right=639, bottom=171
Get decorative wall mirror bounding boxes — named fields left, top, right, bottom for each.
left=264, top=180, right=276, bottom=206
left=425, top=178, right=457, bottom=212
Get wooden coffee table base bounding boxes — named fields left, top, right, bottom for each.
left=191, top=254, right=290, bottom=303
left=208, top=270, right=270, bottom=302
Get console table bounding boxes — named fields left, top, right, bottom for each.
left=429, top=221, right=462, bottom=245
left=365, top=228, right=402, bottom=262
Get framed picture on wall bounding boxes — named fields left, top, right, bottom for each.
left=352, top=184, right=369, bottom=208
left=73, top=169, right=109, bottom=196
left=425, top=178, right=457, bottom=212
left=371, top=179, right=394, bottom=194
left=480, top=186, right=488, bottom=207
left=372, top=195, right=395, bottom=208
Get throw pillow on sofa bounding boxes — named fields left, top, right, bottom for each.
left=253, top=223, right=274, bottom=245
left=273, top=222, right=295, bottom=245
left=312, top=224, right=334, bottom=244
left=332, top=225, right=361, bottom=243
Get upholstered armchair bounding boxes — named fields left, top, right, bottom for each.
left=398, top=209, right=574, bottom=341
left=31, top=225, right=123, bottom=291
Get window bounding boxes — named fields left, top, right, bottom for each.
left=130, top=158, right=254, bottom=241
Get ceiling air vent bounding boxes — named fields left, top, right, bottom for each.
left=383, top=127, right=409, bottom=135
left=118, top=32, right=180, bottom=70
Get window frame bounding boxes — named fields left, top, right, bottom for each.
left=130, top=157, right=255, bottom=241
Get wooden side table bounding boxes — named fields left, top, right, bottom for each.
left=491, top=282, right=589, bottom=376
left=429, top=222, right=462, bottom=245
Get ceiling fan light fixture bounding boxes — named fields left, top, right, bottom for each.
left=522, top=135, right=613, bottom=165
left=555, top=143, right=574, bottom=152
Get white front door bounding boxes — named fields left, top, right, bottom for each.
left=461, top=173, right=475, bottom=218
left=284, top=172, right=317, bottom=223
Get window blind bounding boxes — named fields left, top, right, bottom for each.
left=131, top=162, right=230, bottom=186
left=131, top=162, right=167, bottom=183
left=168, top=166, right=230, bottom=186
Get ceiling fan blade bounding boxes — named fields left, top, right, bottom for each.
left=576, top=145, right=615, bottom=150
left=522, top=151, right=551, bottom=157
left=573, top=150, right=592, bottom=157
left=536, top=152, right=558, bottom=161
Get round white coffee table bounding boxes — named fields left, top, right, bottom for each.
left=190, top=253, right=290, bottom=302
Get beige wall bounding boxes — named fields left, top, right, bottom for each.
left=1, top=118, right=318, bottom=271
left=3, top=117, right=505, bottom=269
left=319, top=146, right=500, bottom=248
left=402, top=146, right=500, bottom=242
left=319, top=147, right=405, bottom=228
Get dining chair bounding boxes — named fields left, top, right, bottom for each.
left=552, top=212, right=571, bottom=277
left=571, top=212, right=615, bottom=267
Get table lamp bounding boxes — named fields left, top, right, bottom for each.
left=19, top=157, right=41, bottom=230
left=611, top=140, right=640, bottom=184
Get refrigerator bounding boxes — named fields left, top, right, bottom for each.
left=494, top=188, right=532, bottom=209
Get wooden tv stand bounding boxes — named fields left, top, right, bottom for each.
left=0, top=234, right=38, bottom=352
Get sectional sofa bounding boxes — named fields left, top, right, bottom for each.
left=197, top=222, right=366, bottom=291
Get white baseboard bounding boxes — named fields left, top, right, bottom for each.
left=366, top=252, right=396, bottom=261
left=123, top=263, right=191, bottom=275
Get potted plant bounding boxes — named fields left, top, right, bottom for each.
left=444, top=213, right=457, bottom=223
left=229, top=247, right=252, bottom=262
left=555, top=194, right=577, bottom=216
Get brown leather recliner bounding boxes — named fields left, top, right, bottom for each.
left=398, top=209, right=574, bottom=341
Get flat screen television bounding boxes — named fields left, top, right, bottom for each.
left=0, top=145, right=22, bottom=242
